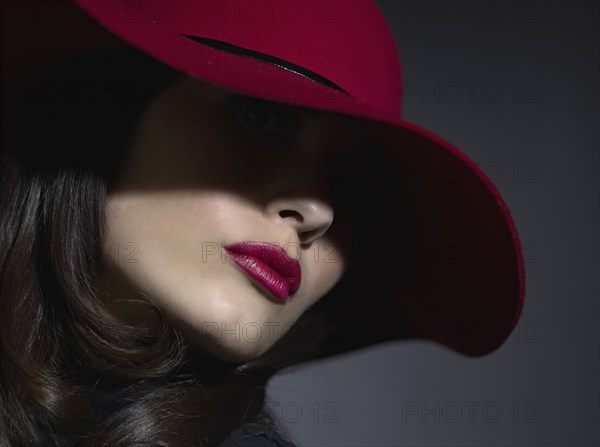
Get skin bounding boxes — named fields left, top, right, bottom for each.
left=100, top=75, right=370, bottom=363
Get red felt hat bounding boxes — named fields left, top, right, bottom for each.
left=1, top=0, right=525, bottom=357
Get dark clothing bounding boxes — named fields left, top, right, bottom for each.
left=51, top=423, right=295, bottom=446
left=78, top=386, right=295, bottom=447
left=51, top=420, right=295, bottom=447
left=218, top=423, right=296, bottom=447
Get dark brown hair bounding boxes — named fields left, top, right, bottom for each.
left=0, top=46, right=345, bottom=447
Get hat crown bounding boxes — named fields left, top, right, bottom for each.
left=122, top=0, right=402, bottom=117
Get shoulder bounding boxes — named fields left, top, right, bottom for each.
left=218, top=422, right=296, bottom=447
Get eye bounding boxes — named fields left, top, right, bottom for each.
left=226, top=92, right=291, bottom=143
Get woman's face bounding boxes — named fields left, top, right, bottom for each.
left=101, top=75, right=368, bottom=363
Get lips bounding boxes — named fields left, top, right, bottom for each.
left=223, top=241, right=301, bottom=301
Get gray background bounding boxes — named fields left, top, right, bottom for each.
left=266, top=1, right=599, bottom=446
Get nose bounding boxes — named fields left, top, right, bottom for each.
left=263, top=197, right=334, bottom=245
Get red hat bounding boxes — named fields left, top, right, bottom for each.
left=2, top=0, right=525, bottom=357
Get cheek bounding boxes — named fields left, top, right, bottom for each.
left=101, top=192, right=234, bottom=319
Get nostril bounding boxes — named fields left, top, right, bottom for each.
left=279, top=210, right=304, bottom=222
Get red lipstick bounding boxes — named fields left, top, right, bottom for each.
left=223, top=241, right=301, bottom=301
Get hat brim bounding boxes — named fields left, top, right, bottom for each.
left=3, top=0, right=525, bottom=357
left=321, top=117, right=526, bottom=357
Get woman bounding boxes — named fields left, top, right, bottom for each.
left=0, top=1, right=526, bottom=446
